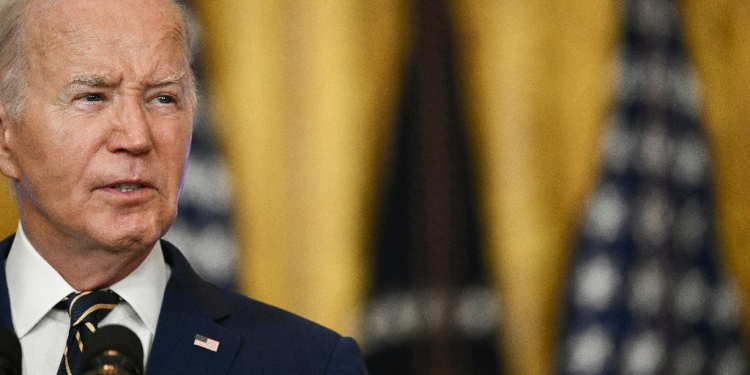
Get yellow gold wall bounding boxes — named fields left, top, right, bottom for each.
left=0, top=1, right=747, bottom=374
left=191, top=0, right=411, bottom=337
left=451, top=1, right=618, bottom=373
left=191, top=1, right=750, bottom=374
left=0, top=183, right=16, bottom=236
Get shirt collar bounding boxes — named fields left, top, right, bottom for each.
left=108, top=240, right=168, bottom=335
left=6, top=223, right=169, bottom=338
left=7, top=224, right=75, bottom=338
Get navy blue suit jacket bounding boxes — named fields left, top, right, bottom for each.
left=0, top=235, right=369, bottom=374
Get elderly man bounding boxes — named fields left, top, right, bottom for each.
left=0, top=0, right=368, bottom=374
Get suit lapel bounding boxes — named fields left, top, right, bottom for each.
left=0, top=235, right=15, bottom=332
left=146, top=241, right=242, bottom=375
left=0, top=235, right=241, bottom=373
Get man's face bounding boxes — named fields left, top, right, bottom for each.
left=0, top=0, right=193, bottom=254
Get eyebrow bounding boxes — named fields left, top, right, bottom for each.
left=153, top=72, right=187, bottom=87
left=68, top=74, right=113, bottom=87
left=66, top=72, right=186, bottom=88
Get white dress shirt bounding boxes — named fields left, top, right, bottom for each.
left=5, top=224, right=171, bottom=375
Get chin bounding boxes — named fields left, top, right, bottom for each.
left=96, top=232, right=155, bottom=253
left=97, top=220, right=167, bottom=252
left=76, top=205, right=174, bottom=251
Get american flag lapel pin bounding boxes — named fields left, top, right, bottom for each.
left=193, top=334, right=220, bottom=352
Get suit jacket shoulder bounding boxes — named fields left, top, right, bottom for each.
left=0, top=235, right=15, bottom=331
left=0, top=235, right=367, bottom=375
left=148, top=240, right=369, bottom=375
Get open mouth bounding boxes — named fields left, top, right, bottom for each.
left=112, top=183, right=144, bottom=192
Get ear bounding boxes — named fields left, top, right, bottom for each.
left=0, top=102, right=22, bottom=180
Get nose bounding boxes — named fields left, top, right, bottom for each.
left=107, top=97, right=153, bottom=155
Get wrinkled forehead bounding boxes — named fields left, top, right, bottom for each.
left=23, top=0, right=188, bottom=57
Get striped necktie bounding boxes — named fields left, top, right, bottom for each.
left=55, top=290, right=122, bottom=375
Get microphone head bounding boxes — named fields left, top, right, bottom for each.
left=0, top=326, right=21, bottom=375
left=81, top=325, right=143, bottom=375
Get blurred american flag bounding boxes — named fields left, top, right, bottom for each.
left=558, top=0, right=748, bottom=374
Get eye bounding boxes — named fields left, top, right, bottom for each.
left=155, top=95, right=175, bottom=104
left=82, top=93, right=103, bottom=102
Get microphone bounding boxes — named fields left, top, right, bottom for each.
left=0, top=326, right=21, bottom=375
left=81, top=325, right=143, bottom=375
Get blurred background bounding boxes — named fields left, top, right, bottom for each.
left=1, top=0, right=749, bottom=374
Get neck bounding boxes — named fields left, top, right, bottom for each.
left=45, top=247, right=150, bottom=291
left=20, top=226, right=153, bottom=291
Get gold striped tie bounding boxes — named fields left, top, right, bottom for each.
left=55, top=290, right=121, bottom=375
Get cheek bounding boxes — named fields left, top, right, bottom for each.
left=19, top=108, right=102, bottom=158
left=155, top=123, right=192, bottom=183
left=11, top=124, right=61, bottom=179
left=29, top=130, right=101, bottom=181
left=13, top=122, right=106, bottom=206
